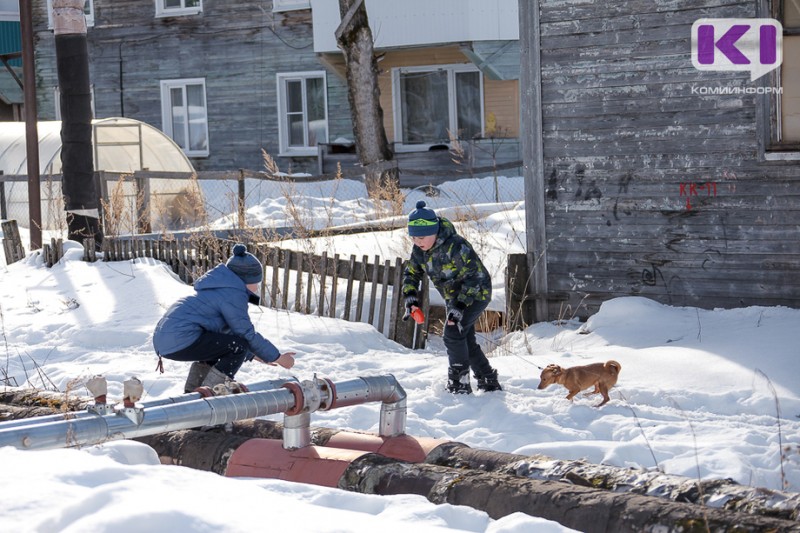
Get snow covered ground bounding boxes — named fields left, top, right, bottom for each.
left=0, top=176, right=798, bottom=532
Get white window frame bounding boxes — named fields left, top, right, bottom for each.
left=391, top=64, right=484, bottom=152
left=272, top=0, right=310, bottom=12
left=46, top=0, right=94, bottom=29
left=276, top=71, right=329, bottom=157
left=155, top=0, right=202, bottom=18
left=160, top=78, right=210, bottom=158
left=53, top=85, right=95, bottom=120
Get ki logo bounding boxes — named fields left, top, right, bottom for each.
left=691, top=18, right=783, bottom=81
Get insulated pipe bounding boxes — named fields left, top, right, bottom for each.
left=0, top=378, right=295, bottom=431
left=326, top=375, right=407, bottom=438
left=0, top=388, right=296, bottom=451
left=0, top=374, right=406, bottom=451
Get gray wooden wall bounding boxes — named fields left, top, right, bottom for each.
left=537, top=0, right=799, bottom=318
left=31, top=0, right=353, bottom=174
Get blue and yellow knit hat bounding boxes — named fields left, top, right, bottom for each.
left=408, top=200, right=440, bottom=237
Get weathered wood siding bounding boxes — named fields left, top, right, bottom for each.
left=538, top=0, right=800, bottom=317
left=31, top=0, right=352, bottom=174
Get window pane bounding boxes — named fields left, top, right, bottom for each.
left=165, top=0, right=181, bottom=8
left=400, top=71, right=448, bottom=144
left=170, top=87, right=186, bottom=149
left=186, top=84, right=207, bottom=151
left=782, top=35, right=800, bottom=141
left=786, top=0, right=800, bottom=28
left=455, top=71, right=481, bottom=139
left=288, top=114, right=304, bottom=146
left=306, top=77, right=326, bottom=146
left=186, top=0, right=201, bottom=7
left=287, top=80, right=303, bottom=113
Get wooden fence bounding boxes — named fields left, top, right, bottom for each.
left=2, top=221, right=513, bottom=349
left=88, top=235, right=427, bottom=349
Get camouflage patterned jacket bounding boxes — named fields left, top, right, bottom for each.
left=402, top=217, right=491, bottom=309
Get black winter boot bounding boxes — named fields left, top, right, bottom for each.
left=476, top=369, right=502, bottom=392
left=446, top=366, right=472, bottom=395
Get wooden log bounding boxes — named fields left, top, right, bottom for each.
left=0, top=389, right=94, bottom=411
left=0, top=404, right=61, bottom=421
left=135, top=430, right=250, bottom=475
left=339, top=455, right=800, bottom=533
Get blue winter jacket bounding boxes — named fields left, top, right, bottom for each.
left=152, top=264, right=280, bottom=362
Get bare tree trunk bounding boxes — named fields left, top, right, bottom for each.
left=335, top=0, right=399, bottom=198
left=53, top=0, right=103, bottom=245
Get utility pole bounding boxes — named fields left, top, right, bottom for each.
left=19, top=0, right=42, bottom=250
left=53, top=0, right=103, bottom=245
left=519, top=0, right=548, bottom=323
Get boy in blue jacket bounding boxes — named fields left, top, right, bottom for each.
left=153, top=243, right=295, bottom=393
left=402, top=201, right=502, bottom=395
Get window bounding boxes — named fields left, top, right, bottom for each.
left=276, top=71, right=328, bottom=156
left=155, top=0, right=202, bottom=18
left=763, top=0, right=800, bottom=157
left=160, top=78, right=209, bottom=157
left=47, top=0, right=94, bottom=28
left=272, top=0, right=310, bottom=12
left=780, top=0, right=800, bottom=143
left=391, top=65, right=483, bottom=150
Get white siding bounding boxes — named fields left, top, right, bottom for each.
left=311, top=0, right=519, bottom=53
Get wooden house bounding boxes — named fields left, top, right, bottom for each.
left=24, top=0, right=800, bottom=319
left=29, top=0, right=522, bottom=180
left=514, top=0, right=800, bottom=319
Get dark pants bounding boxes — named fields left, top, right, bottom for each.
left=162, top=331, right=249, bottom=378
left=442, top=299, right=493, bottom=377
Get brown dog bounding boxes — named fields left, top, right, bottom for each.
left=537, top=360, right=621, bottom=407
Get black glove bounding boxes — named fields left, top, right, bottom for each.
left=447, top=302, right=467, bottom=324
left=404, top=293, right=419, bottom=311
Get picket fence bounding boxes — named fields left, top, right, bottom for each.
left=82, top=235, right=428, bottom=349
left=3, top=221, right=521, bottom=350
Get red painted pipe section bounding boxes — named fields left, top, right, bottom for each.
left=225, top=439, right=370, bottom=487
left=325, top=432, right=447, bottom=463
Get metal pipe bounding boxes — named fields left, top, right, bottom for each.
left=0, top=378, right=295, bottom=431
left=0, top=374, right=407, bottom=450
left=327, top=374, right=407, bottom=438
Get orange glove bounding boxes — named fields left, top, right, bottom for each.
left=410, top=307, right=425, bottom=324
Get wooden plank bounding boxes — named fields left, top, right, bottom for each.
left=355, top=254, right=368, bottom=323
left=343, top=255, right=356, bottom=321
left=305, top=254, right=314, bottom=314
left=368, top=254, right=380, bottom=326
left=281, top=250, right=291, bottom=310
left=378, top=259, right=391, bottom=334
left=318, top=251, right=328, bottom=317
left=329, top=254, right=340, bottom=319
left=294, top=253, right=304, bottom=313
left=270, top=248, right=280, bottom=309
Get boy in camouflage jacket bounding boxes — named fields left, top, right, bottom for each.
left=402, top=201, right=502, bottom=394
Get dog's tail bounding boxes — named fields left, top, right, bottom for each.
left=605, top=360, right=622, bottom=375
